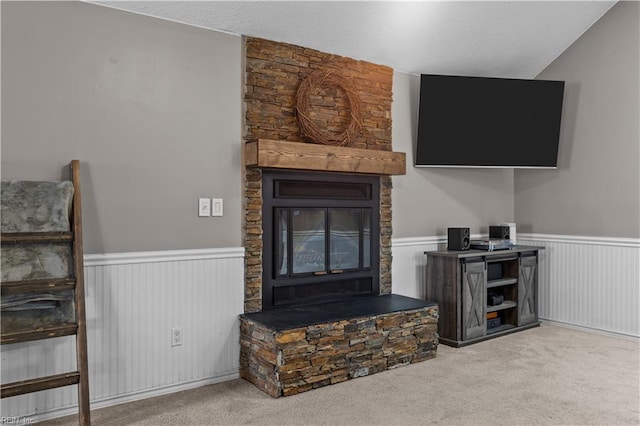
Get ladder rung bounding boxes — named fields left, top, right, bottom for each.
left=0, top=232, right=73, bottom=244
left=1, top=324, right=77, bottom=345
left=1, top=371, right=80, bottom=398
left=1, top=278, right=76, bottom=295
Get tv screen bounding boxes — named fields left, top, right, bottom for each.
left=415, top=74, right=565, bottom=168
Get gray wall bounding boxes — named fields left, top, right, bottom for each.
left=1, top=2, right=243, bottom=253
left=4, top=1, right=633, bottom=255
left=515, top=1, right=639, bottom=238
left=2, top=1, right=516, bottom=254
left=391, top=70, right=515, bottom=238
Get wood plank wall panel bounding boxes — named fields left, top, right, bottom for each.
left=1, top=248, right=245, bottom=421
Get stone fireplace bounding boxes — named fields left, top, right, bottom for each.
left=239, top=37, right=438, bottom=397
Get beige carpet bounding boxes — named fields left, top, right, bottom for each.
left=45, top=323, right=639, bottom=425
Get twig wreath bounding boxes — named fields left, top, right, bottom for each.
left=296, top=70, right=363, bottom=146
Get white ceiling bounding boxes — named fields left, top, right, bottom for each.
left=91, top=1, right=616, bottom=78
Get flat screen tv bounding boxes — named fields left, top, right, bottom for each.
left=415, top=74, right=565, bottom=168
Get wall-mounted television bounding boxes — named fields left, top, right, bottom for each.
left=415, top=74, right=565, bottom=168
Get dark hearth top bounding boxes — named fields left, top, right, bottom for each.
left=241, top=294, right=436, bottom=332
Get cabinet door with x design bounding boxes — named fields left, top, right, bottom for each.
left=461, top=259, right=487, bottom=340
left=518, top=254, right=538, bottom=326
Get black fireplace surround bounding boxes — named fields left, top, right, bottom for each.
left=262, top=170, right=380, bottom=309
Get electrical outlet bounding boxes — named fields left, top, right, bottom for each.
left=171, top=327, right=182, bottom=347
left=211, top=198, right=223, bottom=217
left=198, top=198, right=211, bottom=217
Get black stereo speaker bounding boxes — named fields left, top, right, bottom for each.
left=489, top=225, right=510, bottom=240
left=448, top=227, right=470, bottom=251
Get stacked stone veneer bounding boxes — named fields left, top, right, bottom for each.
left=239, top=38, right=435, bottom=398
left=243, top=37, right=395, bottom=313
left=240, top=305, right=439, bottom=397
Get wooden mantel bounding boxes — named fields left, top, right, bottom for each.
left=245, top=139, right=406, bottom=175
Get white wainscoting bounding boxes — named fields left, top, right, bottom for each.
left=516, top=234, right=639, bottom=338
left=4, top=235, right=637, bottom=420
left=390, top=236, right=444, bottom=300
left=1, top=247, right=245, bottom=422
left=391, top=234, right=640, bottom=338
left=390, top=234, right=486, bottom=299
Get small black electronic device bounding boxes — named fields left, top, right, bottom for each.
left=447, top=227, right=470, bottom=251
left=487, top=293, right=504, bottom=306
left=487, top=317, right=502, bottom=329
left=489, top=225, right=511, bottom=240
left=470, top=239, right=514, bottom=251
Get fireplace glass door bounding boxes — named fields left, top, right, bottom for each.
left=263, top=171, right=380, bottom=308
left=276, top=208, right=371, bottom=277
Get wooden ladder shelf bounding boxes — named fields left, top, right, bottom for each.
left=1, top=160, right=91, bottom=425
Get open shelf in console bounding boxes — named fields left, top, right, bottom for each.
left=486, top=255, right=519, bottom=332
left=487, top=300, right=517, bottom=313
left=486, top=323, right=516, bottom=335
left=487, top=277, right=518, bottom=288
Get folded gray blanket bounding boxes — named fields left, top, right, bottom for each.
left=1, top=180, right=74, bottom=233
left=1, top=244, right=72, bottom=282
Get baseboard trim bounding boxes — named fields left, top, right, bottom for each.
left=84, top=247, right=245, bottom=266
left=28, top=371, right=240, bottom=423
left=541, top=319, right=640, bottom=341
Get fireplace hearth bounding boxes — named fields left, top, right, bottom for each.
left=239, top=168, right=440, bottom=398
left=240, top=294, right=439, bottom=397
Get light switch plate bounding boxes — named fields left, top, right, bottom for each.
left=198, top=198, right=211, bottom=217
left=211, top=198, right=223, bottom=217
